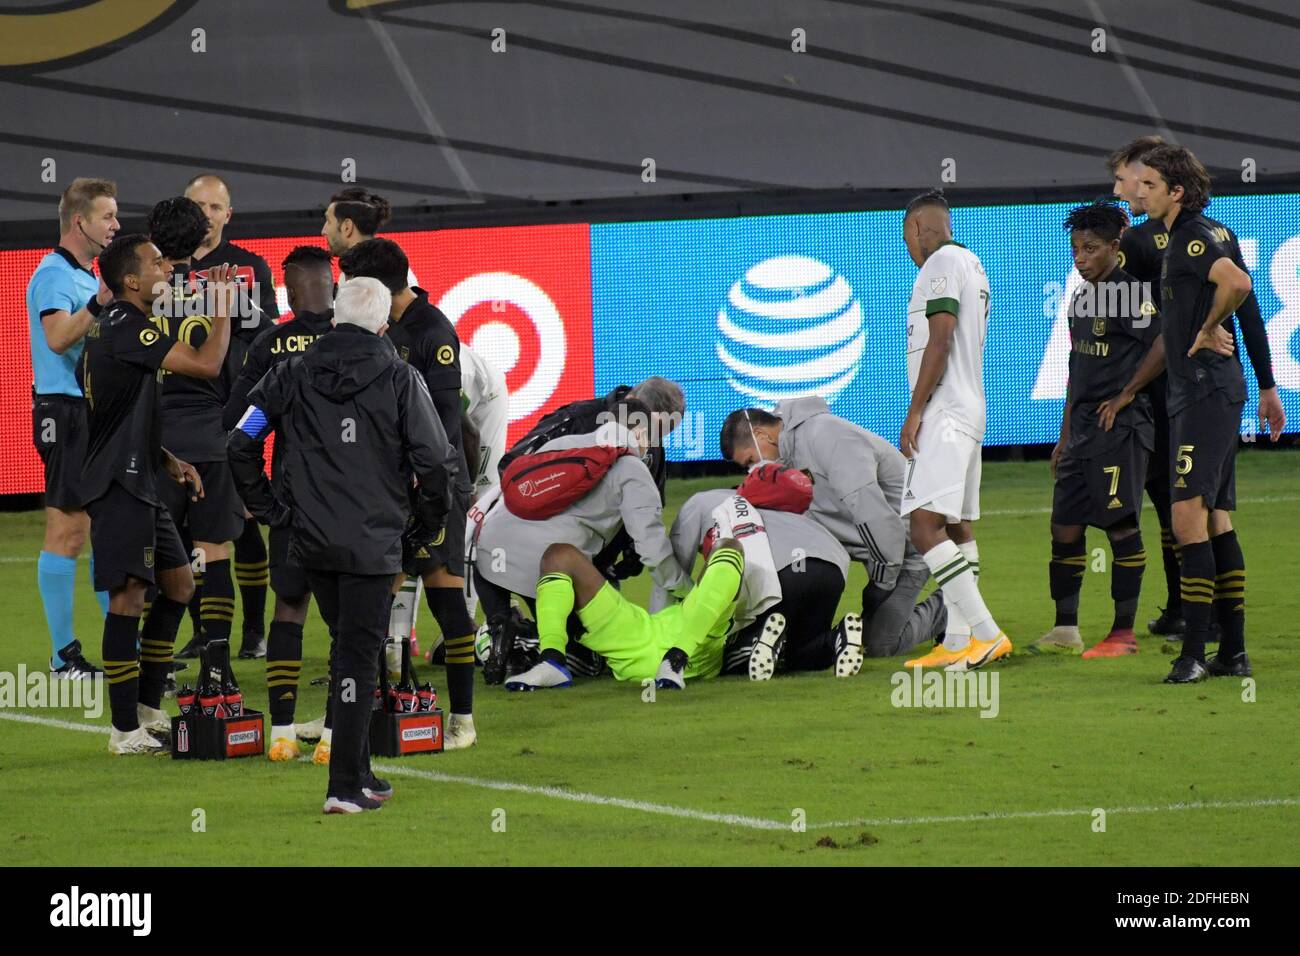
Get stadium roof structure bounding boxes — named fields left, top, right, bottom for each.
left=1, top=0, right=1298, bottom=238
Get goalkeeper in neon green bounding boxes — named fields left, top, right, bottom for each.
left=505, top=538, right=745, bottom=690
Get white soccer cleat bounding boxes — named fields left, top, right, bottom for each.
left=296, top=715, right=325, bottom=741
left=443, top=713, right=477, bottom=750
left=748, top=613, right=787, bottom=681
left=655, top=648, right=688, bottom=690
left=136, top=704, right=171, bottom=740
left=833, top=613, right=865, bottom=677
left=505, top=659, right=573, bottom=691
left=108, top=726, right=167, bottom=755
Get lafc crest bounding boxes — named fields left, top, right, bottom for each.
left=1092, top=317, right=1108, bottom=337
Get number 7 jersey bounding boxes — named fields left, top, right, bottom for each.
left=906, top=241, right=990, bottom=442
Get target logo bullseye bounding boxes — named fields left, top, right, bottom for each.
left=414, top=222, right=594, bottom=444
left=438, top=272, right=566, bottom=422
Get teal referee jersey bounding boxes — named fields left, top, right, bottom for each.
left=27, top=247, right=98, bottom=397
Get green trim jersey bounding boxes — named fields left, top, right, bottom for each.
left=907, top=241, right=990, bottom=441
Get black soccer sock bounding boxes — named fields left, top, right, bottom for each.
left=102, top=613, right=141, bottom=732
left=199, top=559, right=235, bottom=644
left=186, top=571, right=203, bottom=641
left=1178, top=540, right=1216, bottom=663
left=234, top=520, right=269, bottom=637
left=1210, top=530, right=1247, bottom=658
left=1160, top=527, right=1183, bottom=616
left=1109, top=531, right=1146, bottom=632
left=138, top=595, right=185, bottom=709
left=266, top=620, right=304, bottom=726
left=426, top=586, right=475, bottom=715
left=1049, top=538, right=1087, bottom=627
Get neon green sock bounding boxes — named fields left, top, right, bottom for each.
left=677, top=547, right=743, bottom=656
left=536, top=573, right=575, bottom=658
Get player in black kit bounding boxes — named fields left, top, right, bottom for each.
left=222, top=245, right=336, bottom=760
left=1137, top=146, right=1262, bottom=683
left=79, top=234, right=236, bottom=753
left=1107, top=137, right=1285, bottom=640
left=338, top=238, right=478, bottom=749
left=186, top=173, right=281, bottom=657
left=1030, top=201, right=1170, bottom=660
left=147, top=197, right=259, bottom=666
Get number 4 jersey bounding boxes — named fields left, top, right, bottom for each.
left=906, top=241, right=990, bottom=442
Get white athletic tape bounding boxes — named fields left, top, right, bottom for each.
left=3, top=711, right=1296, bottom=834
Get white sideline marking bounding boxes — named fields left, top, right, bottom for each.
left=3, top=711, right=1296, bottom=834
left=810, top=797, right=1300, bottom=830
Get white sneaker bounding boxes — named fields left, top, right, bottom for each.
left=748, top=613, right=786, bottom=681
left=444, top=713, right=477, bottom=750
left=137, top=704, right=171, bottom=740
left=296, top=715, right=325, bottom=741
left=108, top=726, right=167, bottom=755
left=505, top=659, right=573, bottom=691
left=833, top=613, right=865, bottom=677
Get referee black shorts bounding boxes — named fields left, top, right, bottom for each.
left=1170, top=393, right=1242, bottom=512
left=86, top=482, right=189, bottom=591
left=406, top=486, right=469, bottom=579
left=268, top=525, right=311, bottom=601
left=1052, top=433, right=1149, bottom=530
left=158, top=459, right=246, bottom=545
left=32, top=394, right=87, bottom=511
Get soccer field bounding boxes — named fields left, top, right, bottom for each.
left=1, top=452, right=1297, bottom=867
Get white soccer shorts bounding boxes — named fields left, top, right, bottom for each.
left=900, top=413, right=982, bottom=523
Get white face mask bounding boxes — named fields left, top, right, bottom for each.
left=745, top=413, right=780, bottom=472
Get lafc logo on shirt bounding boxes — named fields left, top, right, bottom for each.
left=1187, top=239, right=1206, bottom=257
left=1154, top=233, right=1169, bottom=250
left=436, top=344, right=455, bottom=365
left=143, top=547, right=154, bottom=569
left=1092, top=318, right=1107, bottom=337
left=398, top=346, right=410, bottom=362
left=139, top=328, right=160, bottom=347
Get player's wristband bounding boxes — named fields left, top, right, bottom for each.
left=86, top=296, right=103, bottom=318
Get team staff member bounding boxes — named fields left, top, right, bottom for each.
left=337, top=238, right=479, bottom=748
left=80, top=235, right=235, bottom=754
left=148, top=198, right=249, bottom=662
left=228, top=277, right=458, bottom=813
left=1133, top=146, right=1263, bottom=683
left=475, top=414, right=693, bottom=685
left=660, top=486, right=868, bottom=678
left=721, top=399, right=947, bottom=662
left=185, top=173, right=279, bottom=657
left=28, top=177, right=118, bottom=679
left=222, top=245, right=336, bottom=759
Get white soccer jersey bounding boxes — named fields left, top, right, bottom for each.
left=460, top=342, right=508, bottom=494
left=906, top=241, right=990, bottom=441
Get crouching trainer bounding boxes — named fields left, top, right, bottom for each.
left=661, top=476, right=863, bottom=680
left=721, top=397, right=946, bottom=658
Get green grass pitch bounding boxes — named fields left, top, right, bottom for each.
left=1, top=452, right=1297, bottom=865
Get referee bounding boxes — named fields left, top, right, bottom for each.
left=27, top=177, right=118, bottom=679
left=1137, top=146, right=1259, bottom=683
left=228, top=277, right=458, bottom=812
